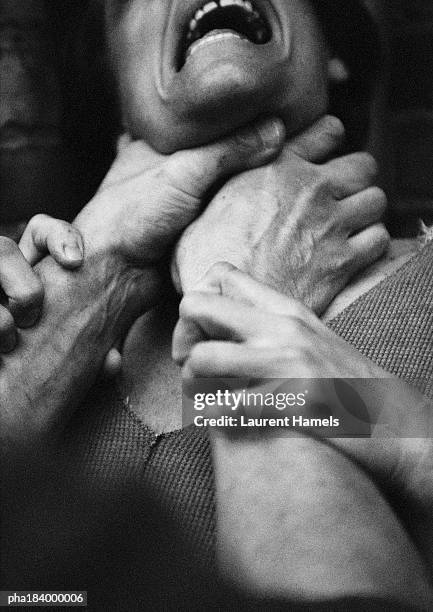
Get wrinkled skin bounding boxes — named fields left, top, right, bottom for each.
left=172, top=117, right=389, bottom=313
left=104, top=0, right=387, bottom=309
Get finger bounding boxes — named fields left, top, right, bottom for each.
left=286, top=115, right=345, bottom=163
left=102, top=348, right=122, bottom=378
left=195, top=262, right=310, bottom=318
left=0, top=305, right=17, bottom=353
left=0, top=237, right=44, bottom=328
left=179, top=291, right=289, bottom=345
left=172, top=317, right=206, bottom=366
left=341, top=187, right=387, bottom=234
left=173, top=273, right=312, bottom=365
left=325, top=152, right=378, bottom=199
left=349, top=223, right=390, bottom=270
left=19, top=214, right=84, bottom=269
left=184, top=342, right=287, bottom=378
left=164, top=117, right=285, bottom=201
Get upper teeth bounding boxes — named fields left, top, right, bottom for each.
left=188, top=0, right=256, bottom=36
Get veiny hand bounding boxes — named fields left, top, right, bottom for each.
left=72, top=117, right=285, bottom=375
left=172, top=115, right=389, bottom=315
left=0, top=214, right=84, bottom=352
left=74, top=117, right=285, bottom=268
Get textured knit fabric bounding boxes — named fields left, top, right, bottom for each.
left=64, top=241, right=433, bottom=565
left=328, top=240, right=433, bottom=399
left=65, top=385, right=217, bottom=563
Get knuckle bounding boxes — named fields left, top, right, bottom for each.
left=209, top=261, right=236, bottom=279
left=209, top=262, right=238, bottom=291
left=321, top=115, right=345, bottom=143
left=0, top=236, right=17, bottom=257
left=370, top=187, right=388, bottom=213
left=359, top=152, right=378, bottom=179
left=12, top=280, right=44, bottom=309
left=308, top=171, right=331, bottom=198
left=60, top=223, right=80, bottom=242
left=375, top=223, right=391, bottom=246
left=29, top=213, right=50, bottom=227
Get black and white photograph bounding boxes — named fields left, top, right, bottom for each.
left=1, top=1, right=433, bottom=610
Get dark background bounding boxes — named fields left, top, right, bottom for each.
left=388, top=0, right=433, bottom=232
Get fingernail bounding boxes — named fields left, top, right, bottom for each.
left=258, top=118, right=285, bottom=149
left=63, top=242, right=83, bottom=262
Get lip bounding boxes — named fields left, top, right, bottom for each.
left=0, top=122, right=62, bottom=151
left=158, top=0, right=290, bottom=104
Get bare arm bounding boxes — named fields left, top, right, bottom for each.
left=213, top=433, right=432, bottom=608
left=174, top=264, right=433, bottom=605
left=0, top=118, right=285, bottom=457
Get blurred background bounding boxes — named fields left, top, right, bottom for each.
left=388, top=0, right=433, bottom=234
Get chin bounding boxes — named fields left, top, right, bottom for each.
left=115, top=0, right=328, bottom=154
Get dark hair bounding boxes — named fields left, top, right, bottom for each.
left=50, top=0, right=118, bottom=199
left=312, top=0, right=383, bottom=148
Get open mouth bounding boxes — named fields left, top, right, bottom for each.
left=180, top=0, right=271, bottom=68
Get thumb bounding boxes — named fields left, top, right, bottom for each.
left=164, top=117, right=285, bottom=201
left=286, top=115, right=345, bottom=163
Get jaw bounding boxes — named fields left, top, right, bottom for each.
left=160, top=0, right=290, bottom=121
left=122, top=0, right=299, bottom=152
left=117, top=0, right=329, bottom=153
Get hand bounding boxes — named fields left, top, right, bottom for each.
left=174, top=262, right=433, bottom=573
left=0, top=215, right=84, bottom=353
left=72, top=118, right=284, bottom=376
left=172, top=115, right=389, bottom=315
left=74, top=118, right=285, bottom=268
left=173, top=262, right=380, bottom=379
left=174, top=263, right=433, bottom=602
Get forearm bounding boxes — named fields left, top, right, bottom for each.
left=329, top=378, right=433, bottom=577
left=212, top=433, right=433, bottom=607
left=0, top=250, right=146, bottom=456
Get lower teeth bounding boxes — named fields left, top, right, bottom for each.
left=186, top=30, right=247, bottom=60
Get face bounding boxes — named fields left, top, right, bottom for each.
left=106, top=0, right=331, bottom=153
left=0, top=0, right=79, bottom=236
